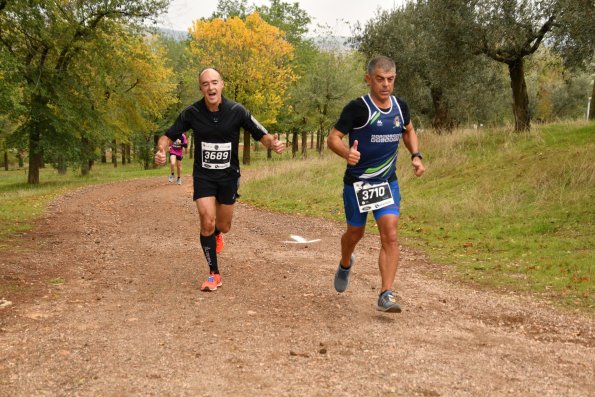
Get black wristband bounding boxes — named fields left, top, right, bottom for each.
left=411, top=152, right=423, bottom=160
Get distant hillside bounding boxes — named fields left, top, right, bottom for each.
left=155, top=27, right=189, bottom=41
left=153, top=26, right=352, bottom=50
left=311, top=35, right=353, bottom=51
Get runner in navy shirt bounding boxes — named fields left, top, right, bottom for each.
left=328, top=55, right=425, bottom=313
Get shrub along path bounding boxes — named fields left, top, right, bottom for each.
left=0, top=177, right=592, bottom=396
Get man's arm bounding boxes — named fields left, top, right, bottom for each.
left=328, top=128, right=360, bottom=166
left=154, top=135, right=173, bottom=166
left=402, top=122, right=425, bottom=177
left=260, top=133, right=284, bottom=154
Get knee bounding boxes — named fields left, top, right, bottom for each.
left=200, top=218, right=216, bottom=235
left=344, top=228, right=365, bottom=244
left=216, top=221, right=232, bottom=234
left=380, top=229, right=398, bottom=246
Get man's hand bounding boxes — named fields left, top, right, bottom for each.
left=154, top=148, right=166, bottom=166
left=346, top=140, right=360, bottom=166
left=270, top=133, right=285, bottom=154
left=412, top=157, right=425, bottom=177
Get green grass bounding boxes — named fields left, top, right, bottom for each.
left=241, top=121, right=595, bottom=310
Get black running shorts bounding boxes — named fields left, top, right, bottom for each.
left=193, top=176, right=240, bottom=205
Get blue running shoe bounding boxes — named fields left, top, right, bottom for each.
left=377, top=290, right=402, bottom=313
left=334, top=254, right=355, bottom=293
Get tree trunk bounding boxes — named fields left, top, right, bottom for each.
left=430, top=87, right=454, bottom=134
left=17, top=151, right=24, bottom=168
left=508, top=58, right=531, bottom=132
left=3, top=150, right=7, bottom=171
left=121, top=143, right=126, bottom=165
left=310, top=131, right=314, bottom=149
left=292, top=130, right=298, bottom=158
left=126, top=144, right=131, bottom=164
left=80, top=158, right=90, bottom=176
left=80, top=136, right=94, bottom=176
left=111, top=139, right=117, bottom=167
left=57, top=155, right=67, bottom=175
left=301, top=130, right=308, bottom=159
left=589, top=78, right=595, bottom=120
left=242, top=130, right=250, bottom=165
left=27, top=127, right=42, bottom=184
left=316, top=129, right=321, bottom=154
left=101, top=148, right=107, bottom=163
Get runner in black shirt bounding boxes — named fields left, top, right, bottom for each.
left=155, top=68, right=284, bottom=291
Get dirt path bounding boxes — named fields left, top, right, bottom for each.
left=0, top=177, right=593, bottom=396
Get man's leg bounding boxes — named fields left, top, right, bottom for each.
left=215, top=202, right=235, bottom=234
left=168, top=155, right=176, bottom=182
left=376, top=214, right=399, bottom=292
left=196, top=197, right=219, bottom=275
left=340, top=225, right=365, bottom=268
left=169, top=155, right=176, bottom=174
left=176, top=158, right=182, bottom=178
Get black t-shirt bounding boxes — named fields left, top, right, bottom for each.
left=334, top=96, right=411, bottom=133
left=166, top=97, right=268, bottom=181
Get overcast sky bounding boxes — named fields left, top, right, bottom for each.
left=157, top=0, right=403, bottom=36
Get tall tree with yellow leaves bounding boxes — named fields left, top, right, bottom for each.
left=188, top=13, right=296, bottom=164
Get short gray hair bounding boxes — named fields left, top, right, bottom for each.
left=367, top=56, right=395, bottom=75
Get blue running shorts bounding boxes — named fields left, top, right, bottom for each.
left=343, top=180, right=401, bottom=227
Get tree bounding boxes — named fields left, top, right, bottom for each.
left=212, top=0, right=251, bottom=19
left=0, top=0, right=169, bottom=184
left=100, top=31, right=178, bottom=172
left=254, top=0, right=311, bottom=44
left=289, top=49, right=365, bottom=155
left=188, top=13, right=296, bottom=164
left=472, top=0, right=595, bottom=131
left=356, top=1, right=505, bottom=133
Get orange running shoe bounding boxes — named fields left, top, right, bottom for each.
left=215, top=233, right=224, bottom=254
left=200, top=273, right=222, bottom=292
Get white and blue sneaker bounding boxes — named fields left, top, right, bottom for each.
left=334, top=254, right=355, bottom=293
left=377, top=290, right=402, bottom=313
left=167, top=175, right=174, bottom=183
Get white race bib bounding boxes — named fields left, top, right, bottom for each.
left=201, top=142, right=231, bottom=169
left=353, top=181, right=394, bottom=213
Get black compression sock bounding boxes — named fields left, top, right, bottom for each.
left=214, top=227, right=221, bottom=236
left=200, top=233, right=218, bottom=274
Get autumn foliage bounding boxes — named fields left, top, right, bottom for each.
left=189, top=13, right=296, bottom=126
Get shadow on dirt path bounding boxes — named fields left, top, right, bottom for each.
left=1, top=178, right=593, bottom=396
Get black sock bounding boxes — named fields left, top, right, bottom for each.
left=200, top=233, right=218, bottom=274
left=380, top=289, right=390, bottom=296
left=214, top=227, right=221, bottom=236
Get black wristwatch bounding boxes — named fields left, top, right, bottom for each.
left=411, top=152, right=423, bottom=160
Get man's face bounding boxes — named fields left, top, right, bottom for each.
left=365, top=68, right=396, bottom=103
left=199, top=69, right=224, bottom=108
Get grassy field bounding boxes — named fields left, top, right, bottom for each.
left=241, top=121, right=595, bottom=310
left=1, top=122, right=593, bottom=309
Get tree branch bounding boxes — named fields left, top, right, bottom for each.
left=521, top=14, right=556, bottom=57
left=123, top=78, right=140, bottom=93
